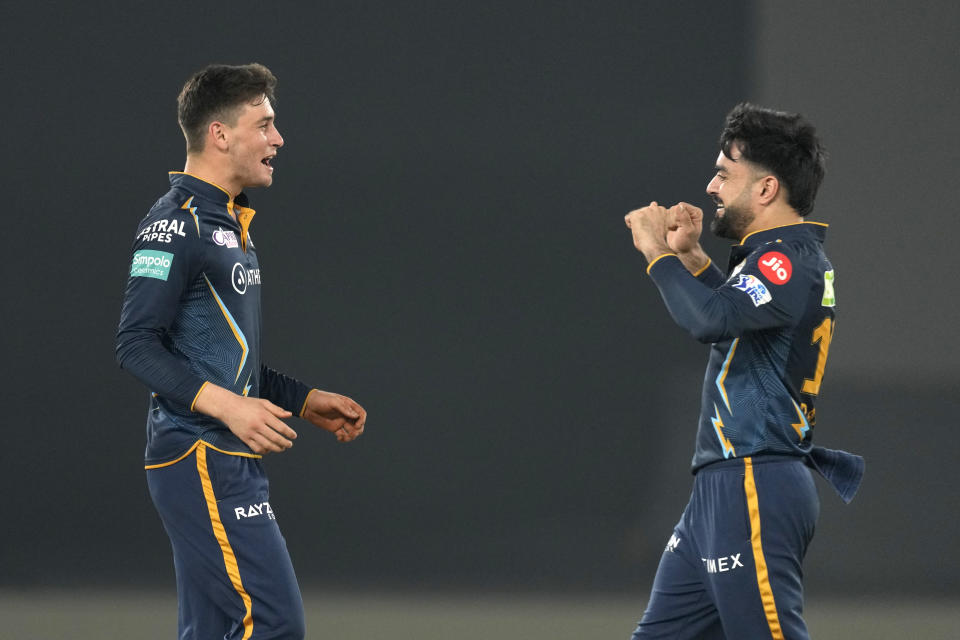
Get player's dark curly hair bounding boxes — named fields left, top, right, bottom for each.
left=177, top=63, right=277, bottom=153
left=719, top=103, right=826, bottom=216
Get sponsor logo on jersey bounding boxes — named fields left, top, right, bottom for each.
left=758, top=251, right=792, bottom=284
left=821, top=269, right=836, bottom=307
left=701, top=553, right=744, bottom=574
left=137, top=218, right=187, bottom=244
left=732, top=273, right=772, bottom=307
left=665, top=533, right=681, bottom=553
left=231, top=262, right=261, bottom=294
left=130, top=250, right=174, bottom=280
left=234, top=501, right=275, bottom=520
left=212, top=227, right=239, bottom=248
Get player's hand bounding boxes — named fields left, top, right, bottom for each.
left=194, top=384, right=298, bottom=454
left=625, top=201, right=672, bottom=262
left=302, top=389, right=367, bottom=443
left=666, top=202, right=703, bottom=254
left=666, top=202, right=712, bottom=275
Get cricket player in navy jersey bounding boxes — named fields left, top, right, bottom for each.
left=623, top=103, right=863, bottom=639
left=117, top=63, right=367, bottom=640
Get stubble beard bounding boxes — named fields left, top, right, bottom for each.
left=710, top=199, right=755, bottom=242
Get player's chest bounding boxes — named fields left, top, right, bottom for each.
left=201, top=224, right=262, bottom=300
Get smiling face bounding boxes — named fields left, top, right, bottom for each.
left=705, top=144, right=760, bottom=241
left=223, top=96, right=284, bottom=191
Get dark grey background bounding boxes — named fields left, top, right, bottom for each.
left=3, top=0, right=957, bottom=599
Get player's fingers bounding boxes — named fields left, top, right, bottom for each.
left=259, top=419, right=295, bottom=449
left=263, top=430, right=293, bottom=451
left=342, top=416, right=365, bottom=439
left=336, top=419, right=356, bottom=437
left=678, top=202, right=702, bottom=221
left=665, top=206, right=680, bottom=230
left=248, top=433, right=280, bottom=454
left=336, top=396, right=361, bottom=419
left=260, top=411, right=297, bottom=438
left=245, top=437, right=265, bottom=454
left=349, top=401, right=366, bottom=423
left=261, top=398, right=293, bottom=419
left=263, top=413, right=297, bottom=440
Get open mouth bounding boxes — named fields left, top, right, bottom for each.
left=261, top=155, right=275, bottom=168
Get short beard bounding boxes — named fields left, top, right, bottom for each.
left=710, top=201, right=755, bottom=241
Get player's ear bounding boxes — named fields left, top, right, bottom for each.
left=208, top=121, right=230, bottom=152
left=757, top=175, right=780, bottom=206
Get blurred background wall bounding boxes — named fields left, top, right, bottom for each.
left=2, top=0, right=957, bottom=600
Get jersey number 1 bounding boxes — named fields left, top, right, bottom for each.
left=801, top=317, right=834, bottom=396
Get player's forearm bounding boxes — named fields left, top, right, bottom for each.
left=678, top=247, right=727, bottom=289
left=259, top=364, right=313, bottom=417
left=192, top=382, right=242, bottom=421
left=647, top=255, right=733, bottom=343
left=116, top=331, right=209, bottom=408
left=675, top=246, right=711, bottom=275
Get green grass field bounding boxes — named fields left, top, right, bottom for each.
left=1, top=589, right=957, bottom=639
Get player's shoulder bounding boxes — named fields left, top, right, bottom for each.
left=137, top=187, right=195, bottom=224
left=130, top=187, right=205, bottom=250
left=744, top=239, right=820, bottom=289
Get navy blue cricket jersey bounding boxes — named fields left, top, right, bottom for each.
left=117, top=172, right=311, bottom=466
left=646, top=223, right=860, bottom=494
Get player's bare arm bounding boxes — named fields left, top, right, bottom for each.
left=624, top=201, right=673, bottom=263
left=302, top=389, right=367, bottom=443
left=667, top=202, right=712, bottom=274
left=193, top=382, right=298, bottom=453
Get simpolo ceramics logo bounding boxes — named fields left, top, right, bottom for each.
left=131, top=250, right=174, bottom=281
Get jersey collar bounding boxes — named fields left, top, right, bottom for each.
left=169, top=172, right=257, bottom=250
left=738, top=221, right=828, bottom=250
left=727, top=221, right=828, bottom=272
left=168, top=171, right=234, bottom=204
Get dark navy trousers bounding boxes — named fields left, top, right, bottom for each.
left=632, top=456, right=819, bottom=640
left=147, top=441, right=305, bottom=640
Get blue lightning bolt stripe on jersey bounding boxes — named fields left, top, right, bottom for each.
left=647, top=222, right=862, bottom=500
left=117, top=173, right=311, bottom=466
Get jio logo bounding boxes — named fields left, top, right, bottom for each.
left=231, top=262, right=247, bottom=294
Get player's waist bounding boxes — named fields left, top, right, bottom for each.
left=694, top=453, right=803, bottom=475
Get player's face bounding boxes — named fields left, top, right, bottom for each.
left=706, top=147, right=757, bottom=241
left=225, top=97, right=284, bottom=190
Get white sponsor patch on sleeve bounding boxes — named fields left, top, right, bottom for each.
left=136, top=218, right=188, bottom=244
left=732, top=273, right=772, bottom=307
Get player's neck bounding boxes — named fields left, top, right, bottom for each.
left=740, top=203, right=804, bottom=239
left=182, top=155, right=240, bottom=199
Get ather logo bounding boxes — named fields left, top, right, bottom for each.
left=231, top=263, right=261, bottom=294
